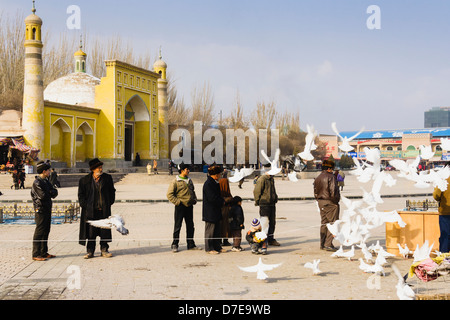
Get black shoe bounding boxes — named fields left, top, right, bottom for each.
left=321, top=246, right=337, bottom=252
left=171, top=245, right=179, bottom=253
left=222, top=239, right=231, bottom=246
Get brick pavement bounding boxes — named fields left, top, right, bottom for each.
left=0, top=174, right=448, bottom=302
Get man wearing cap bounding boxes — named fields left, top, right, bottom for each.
left=202, top=165, right=226, bottom=254
left=167, top=163, right=200, bottom=252
left=314, top=159, right=340, bottom=251
left=31, top=161, right=58, bottom=261
left=78, top=158, right=116, bottom=258
left=253, top=163, right=280, bottom=247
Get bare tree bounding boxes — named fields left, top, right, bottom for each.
left=250, top=100, right=277, bottom=130
left=191, top=81, right=215, bottom=127
left=225, top=90, right=249, bottom=129
left=167, top=72, right=189, bottom=126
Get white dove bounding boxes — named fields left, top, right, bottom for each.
left=360, top=242, right=374, bottom=263
left=440, top=138, right=450, bottom=151
left=287, top=171, right=298, bottom=182
left=228, top=167, right=254, bottom=183
left=261, top=149, right=281, bottom=175
left=331, top=122, right=365, bottom=153
left=392, top=263, right=415, bottom=300
left=367, top=241, right=382, bottom=253
left=87, top=215, right=129, bottom=235
left=238, top=258, right=283, bottom=280
left=375, top=253, right=388, bottom=266
left=358, top=258, right=385, bottom=276
left=397, top=243, right=412, bottom=259
left=298, top=124, right=317, bottom=161
left=419, top=145, right=435, bottom=160
left=332, top=245, right=355, bottom=261
left=413, top=240, right=434, bottom=262
left=304, top=259, right=321, bottom=275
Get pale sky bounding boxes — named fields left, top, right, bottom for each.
left=2, top=0, right=450, bottom=134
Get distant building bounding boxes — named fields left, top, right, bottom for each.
left=424, top=107, right=450, bottom=128
left=321, top=128, right=450, bottom=163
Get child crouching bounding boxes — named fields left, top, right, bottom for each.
left=246, top=218, right=268, bottom=255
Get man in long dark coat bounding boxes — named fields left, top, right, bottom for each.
left=202, top=165, right=226, bottom=254
left=78, top=158, right=116, bottom=258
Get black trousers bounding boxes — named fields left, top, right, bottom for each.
left=86, top=209, right=110, bottom=253
left=172, top=204, right=196, bottom=248
left=259, top=205, right=277, bottom=242
left=33, top=211, right=51, bottom=258
left=204, top=221, right=222, bottom=252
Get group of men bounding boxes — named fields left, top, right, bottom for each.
left=31, top=158, right=116, bottom=261
left=30, top=156, right=450, bottom=261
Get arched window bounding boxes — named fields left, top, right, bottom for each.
left=32, top=27, right=36, bottom=40
left=406, top=145, right=416, bottom=151
left=386, top=146, right=393, bottom=151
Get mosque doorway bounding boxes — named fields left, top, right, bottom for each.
left=124, top=94, right=151, bottom=161
left=124, top=124, right=133, bottom=162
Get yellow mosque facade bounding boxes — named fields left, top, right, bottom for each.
left=21, top=6, right=169, bottom=169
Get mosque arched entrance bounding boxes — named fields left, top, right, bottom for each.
left=124, top=95, right=150, bottom=162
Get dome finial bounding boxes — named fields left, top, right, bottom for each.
left=32, top=0, right=36, bottom=13
left=159, top=46, right=162, bottom=60
left=79, top=34, right=83, bottom=50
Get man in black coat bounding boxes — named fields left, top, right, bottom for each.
left=78, top=158, right=116, bottom=258
left=202, top=165, right=226, bottom=254
left=31, top=161, right=58, bottom=261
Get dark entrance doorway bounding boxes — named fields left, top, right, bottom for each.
left=124, top=125, right=133, bottom=162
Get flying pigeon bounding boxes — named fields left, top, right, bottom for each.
left=288, top=171, right=299, bottom=182
left=238, top=257, right=283, bottom=280
left=304, top=259, right=321, bottom=275
left=87, top=215, right=129, bottom=235
left=298, top=124, right=317, bottom=161
left=413, top=240, right=434, bottom=262
left=440, top=138, right=450, bottom=151
left=331, top=122, right=365, bottom=153
left=228, top=167, right=254, bottom=183
left=261, top=149, right=281, bottom=176
left=419, top=145, right=435, bottom=160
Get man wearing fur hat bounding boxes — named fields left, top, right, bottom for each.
left=314, top=159, right=340, bottom=251
left=31, top=161, right=58, bottom=261
left=202, top=165, right=226, bottom=254
left=167, top=163, right=200, bottom=252
left=78, top=158, right=116, bottom=258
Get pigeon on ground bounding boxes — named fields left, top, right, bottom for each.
left=397, top=243, right=412, bottom=259
left=331, top=122, right=365, bottom=153
left=331, top=245, right=355, bottom=261
left=87, top=215, right=129, bottom=235
left=287, top=171, right=298, bottom=182
left=358, top=258, right=385, bottom=276
left=392, top=263, right=415, bottom=300
left=238, top=258, right=283, bottom=280
left=304, top=259, right=321, bottom=275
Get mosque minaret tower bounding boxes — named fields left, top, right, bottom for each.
left=22, top=1, right=45, bottom=156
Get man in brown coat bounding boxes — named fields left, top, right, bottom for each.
left=314, top=159, right=340, bottom=251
